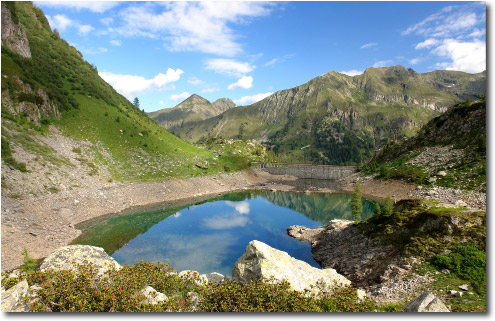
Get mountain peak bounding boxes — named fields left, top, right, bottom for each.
left=185, top=94, right=210, bottom=104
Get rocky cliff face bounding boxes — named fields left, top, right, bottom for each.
left=1, top=76, right=60, bottom=123
left=1, top=2, right=31, bottom=58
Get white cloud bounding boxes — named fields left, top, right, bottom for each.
left=204, top=59, right=255, bottom=77
left=264, top=53, right=295, bottom=66
left=373, top=60, right=394, bottom=68
left=340, top=70, right=363, bottom=76
left=227, top=76, right=253, bottom=90
left=110, top=40, right=122, bottom=46
left=404, top=4, right=485, bottom=73
left=82, top=47, right=108, bottom=55
left=47, top=14, right=95, bottom=36
left=99, top=68, right=183, bottom=99
left=202, top=87, right=220, bottom=94
left=432, top=39, right=485, bottom=73
left=35, top=1, right=120, bottom=13
left=202, top=215, right=249, bottom=230
left=188, top=77, right=206, bottom=86
left=409, top=58, right=421, bottom=65
left=111, top=2, right=274, bottom=56
left=77, top=24, right=94, bottom=35
left=170, top=92, right=191, bottom=102
left=468, top=28, right=486, bottom=39
left=46, top=14, right=73, bottom=32
left=415, top=38, right=439, bottom=49
left=234, top=92, right=273, bottom=106
left=360, top=42, right=377, bottom=49
left=402, top=3, right=484, bottom=39
left=153, top=69, right=184, bottom=86
left=225, top=201, right=250, bottom=215
left=100, top=17, right=114, bottom=26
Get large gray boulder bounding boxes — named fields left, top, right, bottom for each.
left=1, top=280, right=30, bottom=312
left=39, top=245, right=120, bottom=274
left=402, top=292, right=450, bottom=312
left=232, top=240, right=351, bottom=294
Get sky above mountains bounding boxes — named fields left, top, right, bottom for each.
left=34, top=1, right=486, bottom=112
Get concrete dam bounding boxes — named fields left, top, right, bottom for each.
left=255, top=163, right=357, bottom=180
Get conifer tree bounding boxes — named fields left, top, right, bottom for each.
left=133, top=97, right=140, bottom=108
left=374, top=202, right=381, bottom=216
left=383, top=195, right=394, bottom=216
left=351, top=182, right=362, bottom=221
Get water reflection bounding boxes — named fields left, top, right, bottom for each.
left=225, top=200, right=250, bottom=214
left=74, top=190, right=377, bottom=276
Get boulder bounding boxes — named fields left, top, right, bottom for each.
left=202, top=272, right=228, bottom=283
left=455, top=200, right=468, bottom=207
left=1, top=280, right=30, bottom=312
left=39, top=245, right=120, bottom=274
left=232, top=240, right=351, bottom=295
left=135, top=286, right=168, bottom=305
left=459, top=284, right=469, bottom=291
left=402, top=292, right=450, bottom=312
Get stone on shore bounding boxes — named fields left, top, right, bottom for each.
left=1, top=280, right=30, bottom=312
left=135, top=286, right=168, bottom=305
left=402, top=292, right=450, bottom=312
left=39, top=245, right=121, bottom=274
left=232, top=240, right=351, bottom=295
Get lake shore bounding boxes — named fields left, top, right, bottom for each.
left=1, top=169, right=295, bottom=272
left=1, top=168, right=485, bottom=272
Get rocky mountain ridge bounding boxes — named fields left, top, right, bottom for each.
left=148, top=94, right=236, bottom=132
left=175, top=66, right=485, bottom=165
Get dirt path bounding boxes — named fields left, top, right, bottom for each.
left=1, top=169, right=290, bottom=272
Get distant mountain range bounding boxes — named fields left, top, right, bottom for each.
left=168, top=66, right=485, bottom=165
left=148, top=94, right=236, bottom=132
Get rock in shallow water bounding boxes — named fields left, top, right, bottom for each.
left=232, top=240, right=351, bottom=295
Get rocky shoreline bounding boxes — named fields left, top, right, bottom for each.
left=1, top=169, right=295, bottom=272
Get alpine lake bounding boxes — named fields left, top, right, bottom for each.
left=72, top=183, right=376, bottom=277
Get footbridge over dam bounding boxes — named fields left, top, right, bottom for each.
left=254, top=163, right=357, bottom=180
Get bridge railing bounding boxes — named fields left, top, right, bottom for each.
left=253, top=162, right=357, bottom=170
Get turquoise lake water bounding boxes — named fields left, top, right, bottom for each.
left=73, top=190, right=376, bottom=277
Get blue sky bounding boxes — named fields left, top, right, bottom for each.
left=34, top=1, right=486, bottom=112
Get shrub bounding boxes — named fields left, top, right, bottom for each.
left=431, top=246, right=486, bottom=290
left=20, top=249, right=37, bottom=274
left=4, top=262, right=380, bottom=312
left=383, top=196, right=394, bottom=216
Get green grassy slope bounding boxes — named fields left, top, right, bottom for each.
left=1, top=2, right=251, bottom=182
left=176, top=66, right=485, bottom=165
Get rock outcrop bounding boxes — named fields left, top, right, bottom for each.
left=39, top=245, right=121, bottom=274
left=288, top=219, right=399, bottom=287
left=1, top=77, right=61, bottom=123
left=1, top=279, right=30, bottom=312
left=232, top=240, right=351, bottom=295
left=402, top=292, right=450, bottom=312
left=1, top=3, right=31, bottom=58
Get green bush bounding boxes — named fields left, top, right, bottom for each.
left=1, top=262, right=380, bottom=312
left=20, top=249, right=37, bottom=274
left=431, top=246, right=486, bottom=290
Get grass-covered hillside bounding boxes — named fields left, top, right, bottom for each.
left=0, top=2, right=262, bottom=195
left=361, top=98, right=486, bottom=192
left=176, top=66, right=485, bottom=166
